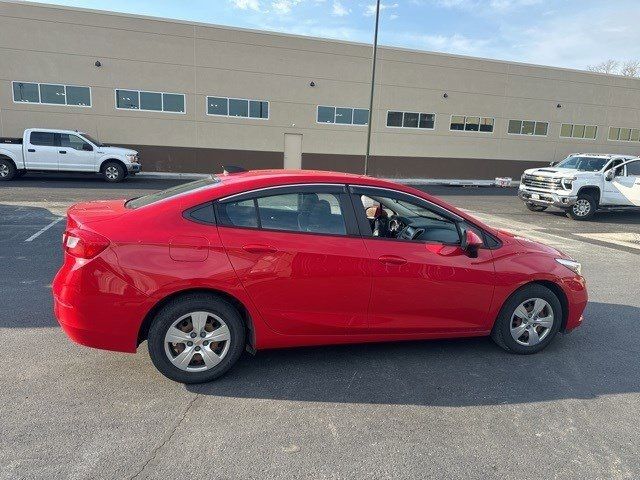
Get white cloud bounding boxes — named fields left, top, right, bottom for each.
left=231, top=0, right=261, bottom=11
left=331, top=1, right=349, bottom=16
left=271, top=0, right=305, bottom=14
left=364, top=2, right=399, bottom=16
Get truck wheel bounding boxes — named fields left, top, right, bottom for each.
left=567, top=194, right=596, bottom=221
left=525, top=203, right=547, bottom=212
left=102, top=162, right=125, bottom=183
left=0, top=159, right=16, bottom=181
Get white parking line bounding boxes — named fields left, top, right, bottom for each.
left=24, top=217, right=64, bottom=242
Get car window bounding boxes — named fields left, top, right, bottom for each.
left=60, top=133, right=87, bottom=151
left=626, top=161, right=640, bottom=176
left=30, top=131, right=56, bottom=146
left=256, top=192, right=346, bottom=235
left=354, top=192, right=460, bottom=244
left=217, top=190, right=347, bottom=235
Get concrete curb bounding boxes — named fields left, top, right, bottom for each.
left=136, top=171, right=518, bottom=187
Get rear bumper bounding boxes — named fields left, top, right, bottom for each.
left=52, top=252, right=151, bottom=353
left=518, top=187, right=577, bottom=208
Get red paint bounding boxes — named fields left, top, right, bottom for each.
left=52, top=169, right=588, bottom=354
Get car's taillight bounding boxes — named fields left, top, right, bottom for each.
left=63, top=228, right=110, bottom=259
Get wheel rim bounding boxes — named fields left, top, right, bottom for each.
left=572, top=199, right=591, bottom=217
left=0, top=164, right=9, bottom=177
left=105, top=166, right=119, bottom=180
left=164, top=311, right=231, bottom=372
left=510, top=298, right=554, bottom=346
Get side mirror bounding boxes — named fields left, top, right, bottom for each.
left=82, top=143, right=93, bottom=151
left=461, top=229, right=483, bottom=257
left=550, top=161, right=557, bottom=167
left=605, top=169, right=615, bottom=181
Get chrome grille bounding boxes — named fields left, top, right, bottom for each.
left=522, top=175, right=563, bottom=190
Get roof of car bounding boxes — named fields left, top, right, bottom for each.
left=571, top=153, right=638, bottom=160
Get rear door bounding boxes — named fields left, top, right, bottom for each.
left=215, top=184, right=371, bottom=336
left=58, top=133, right=95, bottom=171
left=610, top=160, right=640, bottom=206
left=25, top=131, right=58, bottom=170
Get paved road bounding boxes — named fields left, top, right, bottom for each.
left=1, top=176, right=639, bottom=479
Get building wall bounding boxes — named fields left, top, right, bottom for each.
left=2, top=1, right=640, bottom=178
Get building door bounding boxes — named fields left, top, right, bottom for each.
left=283, top=134, right=302, bottom=169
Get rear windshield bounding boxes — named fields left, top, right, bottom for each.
left=125, top=177, right=220, bottom=209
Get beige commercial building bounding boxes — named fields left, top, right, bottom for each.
left=2, top=0, right=640, bottom=179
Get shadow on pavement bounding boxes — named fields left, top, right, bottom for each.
left=1, top=173, right=186, bottom=191
left=187, top=301, right=639, bottom=407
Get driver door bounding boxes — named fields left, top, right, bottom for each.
left=350, top=186, right=496, bottom=335
left=606, top=160, right=640, bottom=206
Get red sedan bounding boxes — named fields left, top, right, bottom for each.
left=53, top=169, right=587, bottom=383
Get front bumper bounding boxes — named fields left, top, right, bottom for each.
left=127, top=163, right=141, bottom=173
left=518, top=187, right=577, bottom=208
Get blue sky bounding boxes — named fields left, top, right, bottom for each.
left=36, top=0, right=640, bottom=71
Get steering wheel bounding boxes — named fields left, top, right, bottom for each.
left=388, top=215, right=403, bottom=234
left=399, top=225, right=425, bottom=241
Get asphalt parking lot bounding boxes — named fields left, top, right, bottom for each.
left=1, top=174, right=639, bottom=479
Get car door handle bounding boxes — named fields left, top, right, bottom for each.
left=378, top=255, right=407, bottom=265
left=28, top=148, right=35, bottom=152
left=59, top=150, right=67, bottom=154
left=242, top=244, right=278, bottom=254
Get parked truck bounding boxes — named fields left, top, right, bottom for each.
left=0, top=128, right=140, bottom=182
left=518, top=153, right=640, bottom=220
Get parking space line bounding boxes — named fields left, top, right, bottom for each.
left=24, top=217, right=64, bottom=242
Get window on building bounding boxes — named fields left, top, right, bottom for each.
left=607, top=126, right=640, bottom=142
left=316, top=106, right=368, bottom=125
left=560, top=123, right=598, bottom=140
left=115, top=89, right=185, bottom=113
left=508, top=120, right=548, bottom=136
left=387, top=111, right=436, bottom=130
left=13, top=82, right=91, bottom=107
left=207, top=96, right=268, bottom=119
left=450, top=115, right=494, bottom=133
left=40, top=84, right=66, bottom=105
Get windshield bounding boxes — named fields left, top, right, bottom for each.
left=125, top=177, right=220, bottom=209
left=80, top=134, right=103, bottom=147
left=555, top=156, right=608, bottom=172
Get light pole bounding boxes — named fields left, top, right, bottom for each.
left=364, top=0, right=381, bottom=176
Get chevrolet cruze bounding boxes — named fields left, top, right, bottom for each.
left=53, top=169, right=587, bottom=383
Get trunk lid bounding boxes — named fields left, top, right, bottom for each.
left=66, top=199, right=128, bottom=228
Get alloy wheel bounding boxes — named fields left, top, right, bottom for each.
left=0, top=164, right=9, bottom=178
left=510, top=298, right=554, bottom=346
left=164, top=311, right=231, bottom=372
left=105, top=165, right=119, bottom=180
left=572, top=199, right=591, bottom=217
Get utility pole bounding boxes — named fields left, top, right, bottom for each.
left=364, top=0, right=381, bottom=176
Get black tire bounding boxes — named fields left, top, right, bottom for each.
left=491, top=284, right=562, bottom=355
left=102, top=161, right=125, bottom=183
left=566, top=193, right=596, bottom=221
left=0, top=158, right=17, bottom=181
left=147, top=293, right=246, bottom=383
left=525, top=203, right=547, bottom=212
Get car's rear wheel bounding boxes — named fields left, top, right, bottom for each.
left=102, top=161, right=125, bottom=183
left=491, top=284, right=562, bottom=354
left=0, top=158, right=16, bottom=181
left=147, top=293, right=246, bottom=383
left=525, top=203, right=547, bottom=212
left=567, top=194, right=596, bottom=221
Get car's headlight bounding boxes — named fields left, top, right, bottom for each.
left=126, top=154, right=138, bottom=163
left=556, top=258, right=582, bottom=276
left=561, top=177, right=576, bottom=190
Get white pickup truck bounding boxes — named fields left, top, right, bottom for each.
left=0, top=128, right=140, bottom=182
left=518, top=153, right=640, bottom=220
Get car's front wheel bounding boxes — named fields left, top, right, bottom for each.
left=491, top=284, right=562, bottom=354
left=147, top=293, right=246, bottom=383
left=566, top=194, right=596, bottom=221
left=102, top=161, right=125, bottom=183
